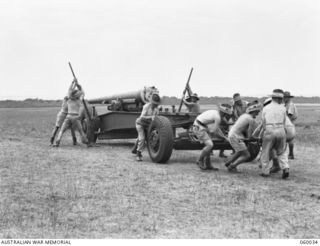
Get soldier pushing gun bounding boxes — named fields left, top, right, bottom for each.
left=134, top=92, right=161, bottom=161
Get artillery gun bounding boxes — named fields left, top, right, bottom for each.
left=84, top=86, right=261, bottom=164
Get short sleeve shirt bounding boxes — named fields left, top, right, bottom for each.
left=262, top=101, right=286, bottom=126
left=67, top=99, right=82, bottom=115
left=286, top=101, right=298, bottom=122
left=60, top=99, right=68, bottom=114
left=196, top=110, right=221, bottom=133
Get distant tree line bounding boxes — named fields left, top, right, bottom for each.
left=0, top=96, right=319, bottom=108
left=0, top=98, right=61, bottom=108
left=161, top=96, right=320, bottom=105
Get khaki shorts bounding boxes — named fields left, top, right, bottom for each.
left=55, top=112, right=67, bottom=127
left=193, top=125, right=211, bottom=143
left=228, top=133, right=247, bottom=153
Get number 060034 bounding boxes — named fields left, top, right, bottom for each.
left=300, top=240, right=318, bottom=244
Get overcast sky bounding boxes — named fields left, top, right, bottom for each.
left=1, top=0, right=320, bottom=100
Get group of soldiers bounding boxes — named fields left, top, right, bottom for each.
left=49, top=81, right=298, bottom=179
left=133, top=88, right=298, bottom=179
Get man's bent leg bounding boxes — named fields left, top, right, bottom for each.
left=54, top=120, right=71, bottom=147
left=197, top=139, right=215, bottom=170
left=224, top=152, right=241, bottom=167
left=269, top=149, right=280, bottom=173
left=50, top=126, right=59, bottom=145
left=288, top=140, right=294, bottom=159
left=260, top=131, right=274, bottom=176
left=229, top=149, right=250, bottom=169
left=275, top=131, right=290, bottom=179
left=70, top=127, right=77, bottom=145
left=73, top=119, right=88, bottom=144
left=136, top=124, right=145, bottom=161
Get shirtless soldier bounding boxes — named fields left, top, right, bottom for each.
left=224, top=101, right=261, bottom=172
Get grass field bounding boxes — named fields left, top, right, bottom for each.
left=0, top=106, right=320, bottom=238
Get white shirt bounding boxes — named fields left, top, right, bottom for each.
left=285, top=101, right=298, bottom=122
left=262, top=101, right=286, bottom=126
left=195, top=110, right=221, bottom=133
left=59, top=98, right=68, bottom=114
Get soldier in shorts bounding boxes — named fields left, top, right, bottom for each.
left=224, top=101, right=262, bottom=172
left=218, top=93, right=247, bottom=158
left=284, top=91, right=298, bottom=159
left=193, top=104, right=233, bottom=170
left=135, top=93, right=161, bottom=161
left=50, top=95, right=77, bottom=146
left=53, top=79, right=88, bottom=147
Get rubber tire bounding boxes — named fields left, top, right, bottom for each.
left=82, top=117, right=100, bottom=144
left=246, top=141, right=261, bottom=162
left=147, top=116, right=174, bottom=163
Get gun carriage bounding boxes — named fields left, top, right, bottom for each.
left=83, top=86, right=260, bottom=164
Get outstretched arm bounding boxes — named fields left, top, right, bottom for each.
left=252, top=122, right=263, bottom=138
left=68, top=80, right=76, bottom=97
left=215, top=127, right=228, bottom=141
left=247, top=120, right=256, bottom=139
left=183, top=98, right=193, bottom=106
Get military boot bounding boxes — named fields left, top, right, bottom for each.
left=131, top=140, right=138, bottom=154
left=282, top=168, right=289, bottom=179
left=288, top=144, right=294, bottom=159
left=270, top=158, right=281, bottom=173
left=219, top=150, right=228, bottom=158
left=73, top=137, right=78, bottom=146
left=196, top=159, right=207, bottom=170
left=136, top=151, right=143, bottom=162
left=52, top=140, right=60, bottom=147
left=204, top=155, right=219, bottom=171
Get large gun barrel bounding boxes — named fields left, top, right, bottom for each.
left=88, top=86, right=159, bottom=105
left=88, top=90, right=145, bottom=104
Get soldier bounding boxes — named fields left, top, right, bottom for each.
left=284, top=91, right=298, bottom=159
left=53, top=79, right=89, bottom=147
left=259, top=89, right=289, bottom=179
left=217, top=117, right=231, bottom=158
left=78, top=99, right=95, bottom=147
left=232, top=93, right=248, bottom=121
left=183, top=93, right=200, bottom=114
left=50, top=94, right=77, bottom=146
left=135, top=93, right=161, bottom=161
left=254, top=97, right=296, bottom=173
left=224, top=101, right=262, bottom=172
left=219, top=93, right=247, bottom=158
left=193, top=104, right=233, bottom=171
